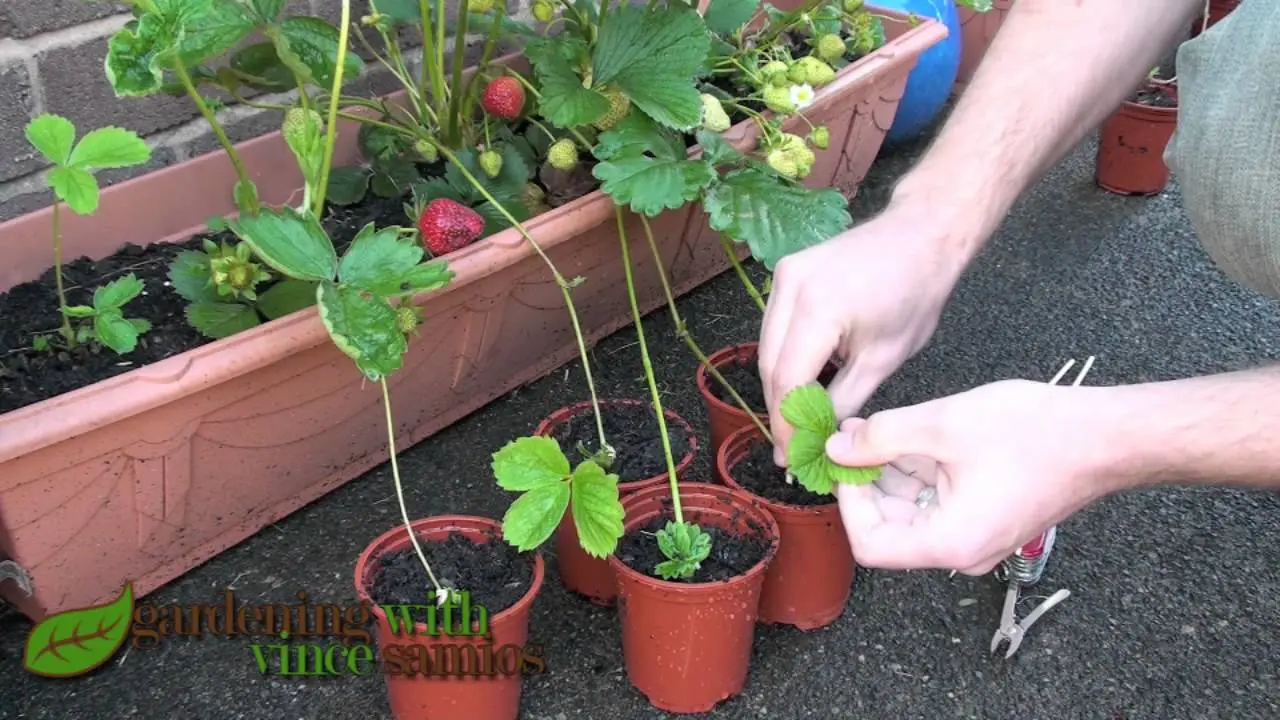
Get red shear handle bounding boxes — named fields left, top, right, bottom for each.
left=1018, top=530, right=1051, bottom=558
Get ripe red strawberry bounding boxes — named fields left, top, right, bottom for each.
left=481, top=76, right=525, bottom=120
left=417, top=199, right=485, bottom=255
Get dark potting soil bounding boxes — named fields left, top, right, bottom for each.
left=550, top=401, right=693, bottom=482
left=707, top=351, right=838, bottom=414
left=0, top=165, right=596, bottom=416
left=368, top=531, right=535, bottom=623
left=1133, top=83, right=1177, bottom=108
left=732, top=435, right=833, bottom=506
left=615, top=514, right=771, bottom=583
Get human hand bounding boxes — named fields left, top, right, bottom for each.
left=824, top=379, right=1121, bottom=574
left=758, top=206, right=970, bottom=466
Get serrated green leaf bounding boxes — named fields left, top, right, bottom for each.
left=104, top=14, right=177, bottom=97
left=94, top=310, right=140, bottom=354
left=370, top=158, right=420, bottom=198
left=500, top=482, right=571, bottom=552
left=228, top=42, right=294, bottom=91
left=398, top=261, right=454, bottom=295
left=779, top=383, right=837, bottom=435
left=316, top=281, right=406, bottom=380
left=592, top=111, right=685, bottom=161
left=327, top=166, right=371, bottom=205
left=474, top=197, right=530, bottom=238
left=704, top=168, right=852, bottom=269
left=695, top=129, right=742, bottom=166
left=68, top=127, right=151, bottom=170
left=48, top=167, right=99, bottom=215
left=25, top=115, right=76, bottom=166
left=780, top=383, right=881, bottom=493
left=786, top=428, right=834, bottom=494
left=179, top=0, right=254, bottom=65
left=704, top=0, right=758, bottom=35
left=809, top=4, right=842, bottom=36
left=93, top=273, right=145, bottom=310
left=591, top=115, right=715, bottom=215
left=492, top=436, right=570, bottom=491
left=130, top=318, right=152, bottom=334
left=23, top=583, right=133, bottom=678
left=256, top=278, right=318, bottom=319
left=275, top=16, right=364, bottom=88
left=337, top=223, right=425, bottom=293
left=186, top=301, right=261, bottom=338
left=412, top=177, right=466, bottom=205
left=592, top=4, right=710, bottom=129
left=569, top=461, right=624, bottom=558
left=245, top=0, right=287, bottom=23
left=227, top=207, right=338, bottom=281
left=526, top=38, right=610, bottom=127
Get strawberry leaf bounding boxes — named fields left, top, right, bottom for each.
left=569, top=461, right=624, bottom=558
left=526, top=37, right=610, bottom=127
left=780, top=383, right=881, bottom=494
left=704, top=168, right=852, bottom=269
left=93, top=274, right=145, bottom=311
left=492, top=436, right=570, bottom=491
left=337, top=223, right=425, bottom=294
left=186, top=301, right=262, bottom=338
left=47, top=167, right=99, bottom=215
left=591, top=113, right=716, bottom=216
left=68, top=127, right=151, bottom=171
left=24, top=114, right=75, bottom=166
left=316, top=281, right=407, bottom=380
left=501, top=482, right=571, bottom=552
left=591, top=4, right=710, bottom=130
left=227, top=207, right=338, bottom=282
left=256, top=278, right=319, bottom=320
left=168, top=250, right=222, bottom=303
left=272, top=16, right=364, bottom=89
left=94, top=310, right=141, bottom=355
left=704, top=0, right=758, bottom=35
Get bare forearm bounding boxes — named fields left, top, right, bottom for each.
left=889, top=0, right=1202, bottom=260
left=1075, top=365, right=1280, bottom=495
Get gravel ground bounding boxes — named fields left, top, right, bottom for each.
left=3, top=125, right=1280, bottom=720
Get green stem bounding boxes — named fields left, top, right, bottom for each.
left=51, top=201, right=73, bottom=346
left=616, top=207, right=682, bottom=523
left=525, top=116, right=558, bottom=144
left=433, top=142, right=610, bottom=455
left=173, top=57, right=257, bottom=213
left=446, top=0, right=471, bottom=145
left=435, top=0, right=447, bottom=119
left=719, top=234, right=767, bottom=313
left=380, top=378, right=443, bottom=594
left=312, top=0, right=352, bottom=217
left=640, top=216, right=772, bottom=444
left=461, top=4, right=507, bottom=122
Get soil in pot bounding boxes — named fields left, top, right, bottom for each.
left=706, top=353, right=838, bottom=416
left=367, top=532, right=536, bottom=619
left=545, top=400, right=697, bottom=606
left=0, top=145, right=600, bottom=416
left=718, top=425, right=855, bottom=629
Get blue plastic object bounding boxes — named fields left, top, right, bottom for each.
left=871, top=0, right=963, bottom=143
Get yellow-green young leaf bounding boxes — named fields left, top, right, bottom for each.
left=781, top=383, right=883, bottom=492
left=501, top=482, right=570, bottom=551
left=94, top=310, right=140, bottom=354
left=830, top=464, right=882, bottom=485
left=780, top=383, right=837, bottom=434
left=23, top=584, right=134, bottom=678
left=25, top=114, right=76, bottom=166
left=48, top=167, right=99, bottom=215
left=786, top=429, right=834, bottom=495
left=93, top=273, right=145, bottom=310
left=68, top=127, right=150, bottom=170
left=491, top=436, right=570, bottom=491
left=569, top=461, right=624, bottom=558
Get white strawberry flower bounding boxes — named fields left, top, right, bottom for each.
left=789, top=83, right=815, bottom=109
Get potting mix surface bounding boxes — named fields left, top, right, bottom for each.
left=369, top=533, right=535, bottom=620
left=732, top=438, right=835, bottom=507
left=5, top=122, right=1280, bottom=719
left=549, top=401, right=694, bottom=482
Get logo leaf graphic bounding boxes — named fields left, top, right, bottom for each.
left=24, top=583, right=134, bottom=677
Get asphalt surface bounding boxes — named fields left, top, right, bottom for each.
left=4, top=126, right=1280, bottom=719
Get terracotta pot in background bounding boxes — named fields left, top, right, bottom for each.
left=0, top=11, right=947, bottom=622
left=1191, top=0, right=1240, bottom=37
left=954, top=0, right=1016, bottom=94
left=717, top=424, right=855, bottom=629
left=353, top=516, right=545, bottom=720
left=697, top=343, right=769, bottom=460
left=1095, top=83, right=1179, bottom=196
left=608, top=485, right=780, bottom=714
left=536, top=399, right=698, bottom=606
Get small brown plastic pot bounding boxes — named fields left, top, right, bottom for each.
left=608, top=485, right=780, bottom=714
left=353, top=516, right=545, bottom=720
left=716, top=424, right=855, bottom=630
left=1095, top=83, right=1179, bottom=196
left=536, top=399, right=698, bottom=606
left=697, top=344, right=769, bottom=460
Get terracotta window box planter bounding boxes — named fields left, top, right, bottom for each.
left=954, top=0, right=1015, bottom=94
left=0, top=7, right=944, bottom=621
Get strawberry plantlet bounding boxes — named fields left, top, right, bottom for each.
left=492, top=436, right=624, bottom=557
left=779, top=383, right=882, bottom=494
left=22, top=113, right=152, bottom=353
left=654, top=520, right=713, bottom=580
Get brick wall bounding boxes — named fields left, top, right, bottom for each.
left=0, top=0, right=529, bottom=222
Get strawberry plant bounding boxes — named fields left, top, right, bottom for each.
left=22, top=113, right=153, bottom=354
left=778, top=383, right=881, bottom=494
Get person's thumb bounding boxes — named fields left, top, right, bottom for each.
left=825, top=401, right=946, bottom=467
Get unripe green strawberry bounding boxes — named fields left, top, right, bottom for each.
left=809, top=126, right=829, bottom=149
left=817, top=33, right=845, bottom=61
left=770, top=72, right=790, bottom=88
left=479, top=149, right=503, bottom=177
left=766, top=148, right=799, bottom=179
left=594, top=88, right=630, bottom=130
left=532, top=0, right=554, bottom=22
left=787, top=62, right=808, bottom=84
left=759, top=60, right=789, bottom=87
left=414, top=138, right=438, bottom=163
left=843, top=0, right=863, bottom=11
left=395, top=305, right=422, bottom=335
left=700, top=94, right=731, bottom=132
left=762, top=84, right=796, bottom=114
left=796, top=55, right=836, bottom=86
left=547, top=139, right=578, bottom=171
left=471, top=0, right=495, bottom=11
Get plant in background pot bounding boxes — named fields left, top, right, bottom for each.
left=1095, top=68, right=1179, bottom=197
left=716, top=383, right=880, bottom=629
